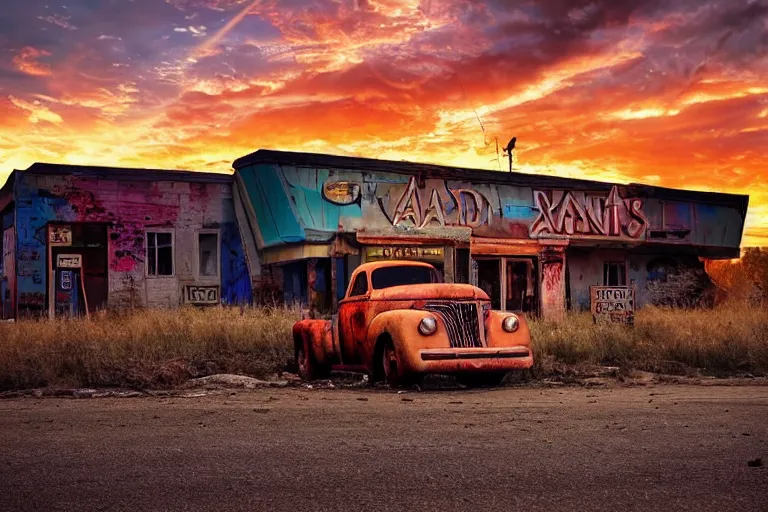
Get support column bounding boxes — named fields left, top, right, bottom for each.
left=306, top=258, right=319, bottom=319
left=539, top=246, right=566, bottom=321
left=330, top=256, right=338, bottom=312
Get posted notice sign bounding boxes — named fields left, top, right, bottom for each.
left=57, top=254, right=82, bottom=269
left=590, top=286, right=635, bottom=325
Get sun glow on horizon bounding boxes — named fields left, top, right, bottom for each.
left=0, top=0, right=766, bottom=246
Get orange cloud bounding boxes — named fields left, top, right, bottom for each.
left=12, top=47, right=53, bottom=76
left=0, top=0, right=766, bottom=247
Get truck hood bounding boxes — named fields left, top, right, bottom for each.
left=371, top=283, right=490, bottom=302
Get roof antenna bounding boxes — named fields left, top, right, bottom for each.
left=503, top=137, right=516, bottom=173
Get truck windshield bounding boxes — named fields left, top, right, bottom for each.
left=371, top=266, right=440, bottom=289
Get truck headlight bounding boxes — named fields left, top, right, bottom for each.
left=502, top=315, right=520, bottom=333
left=418, top=316, right=437, bottom=336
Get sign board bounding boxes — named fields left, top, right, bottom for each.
left=590, top=286, right=635, bottom=325
left=184, top=285, right=219, bottom=305
left=49, top=225, right=72, bottom=246
left=322, top=181, right=361, bottom=205
left=60, top=270, right=73, bottom=291
left=57, top=254, right=82, bottom=269
left=365, top=246, right=444, bottom=262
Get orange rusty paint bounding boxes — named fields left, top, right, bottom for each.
left=292, top=260, right=534, bottom=385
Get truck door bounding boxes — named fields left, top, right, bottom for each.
left=337, top=271, right=369, bottom=365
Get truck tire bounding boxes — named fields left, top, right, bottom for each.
left=296, top=341, right=331, bottom=381
left=379, top=339, right=422, bottom=388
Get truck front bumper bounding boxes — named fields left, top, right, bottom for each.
left=411, top=346, right=533, bottom=374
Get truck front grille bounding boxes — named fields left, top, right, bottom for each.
left=423, top=302, right=484, bottom=348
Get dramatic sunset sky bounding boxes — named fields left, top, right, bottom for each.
left=0, top=0, right=766, bottom=245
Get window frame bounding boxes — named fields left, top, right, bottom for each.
left=195, top=229, right=221, bottom=279
left=145, top=229, right=175, bottom=278
left=347, top=271, right=369, bottom=298
left=370, top=265, right=441, bottom=290
left=603, top=261, right=628, bottom=287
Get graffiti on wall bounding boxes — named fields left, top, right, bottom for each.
left=378, top=176, right=493, bottom=229
left=184, top=285, right=219, bottom=304
left=49, top=225, right=72, bottom=246
left=2, top=227, right=15, bottom=316
left=531, top=186, right=648, bottom=239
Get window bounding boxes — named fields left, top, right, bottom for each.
left=147, top=232, right=174, bottom=276
left=349, top=272, right=368, bottom=297
left=371, top=265, right=440, bottom=290
left=603, top=261, right=627, bottom=286
left=198, top=232, right=219, bottom=277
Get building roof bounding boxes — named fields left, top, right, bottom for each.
left=21, top=163, right=233, bottom=184
left=233, top=149, right=749, bottom=213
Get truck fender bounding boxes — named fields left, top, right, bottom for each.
left=366, top=310, right=431, bottom=374
left=484, top=310, right=532, bottom=349
left=292, top=320, right=334, bottom=365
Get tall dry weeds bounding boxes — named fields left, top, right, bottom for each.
left=1, top=303, right=766, bottom=391
left=530, top=302, right=768, bottom=376
left=0, top=306, right=299, bottom=390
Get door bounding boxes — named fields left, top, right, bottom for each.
left=505, top=259, right=537, bottom=313
left=476, top=258, right=502, bottom=310
left=336, top=270, right=369, bottom=365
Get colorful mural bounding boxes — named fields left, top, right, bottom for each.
left=6, top=164, right=252, bottom=316
left=234, top=152, right=746, bottom=253
left=530, top=186, right=648, bottom=239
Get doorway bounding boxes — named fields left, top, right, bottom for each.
left=473, top=256, right=538, bottom=314
left=476, top=259, right=501, bottom=310
left=506, top=259, right=537, bottom=313
left=49, top=223, right=109, bottom=317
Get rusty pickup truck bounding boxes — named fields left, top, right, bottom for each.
left=292, top=260, right=533, bottom=387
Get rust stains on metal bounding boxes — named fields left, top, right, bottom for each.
left=292, top=260, right=533, bottom=387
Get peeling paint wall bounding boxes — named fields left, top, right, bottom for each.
left=567, top=249, right=704, bottom=310
left=236, top=163, right=747, bottom=253
left=12, top=170, right=251, bottom=316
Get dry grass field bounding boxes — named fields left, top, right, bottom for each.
left=1, top=301, right=767, bottom=391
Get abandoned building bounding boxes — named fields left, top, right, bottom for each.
left=0, top=150, right=749, bottom=320
left=232, top=150, right=749, bottom=319
left=0, top=164, right=251, bottom=319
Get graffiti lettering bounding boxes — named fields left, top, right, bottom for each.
left=387, top=177, right=492, bottom=229
left=184, top=285, right=219, bottom=305
left=531, top=186, right=648, bottom=239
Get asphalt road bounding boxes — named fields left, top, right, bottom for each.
left=1, top=384, right=767, bottom=512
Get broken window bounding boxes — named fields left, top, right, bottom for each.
left=603, top=261, right=627, bottom=287
left=147, top=232, right=174, bottom=276
left=198, top=232, right=219, bottom=277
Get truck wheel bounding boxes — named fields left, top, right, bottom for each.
left=381, top=341, right=400, bottom=386
left=380, top=340, right=421, bottom=388
left=296, top=342, right=331, bottom=381
left=457, top=372, right=507, bottom=388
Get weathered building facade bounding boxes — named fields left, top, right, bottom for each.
left=233, top=150, right=748, bottom=319
left=0, top=164, right=251, bottom=319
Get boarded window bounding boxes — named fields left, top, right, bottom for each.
left=147, top=232, right=174, bottom=276
left=198, top=233, right=219, bottom=277
left=603, top=261, right=627, bottom=287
